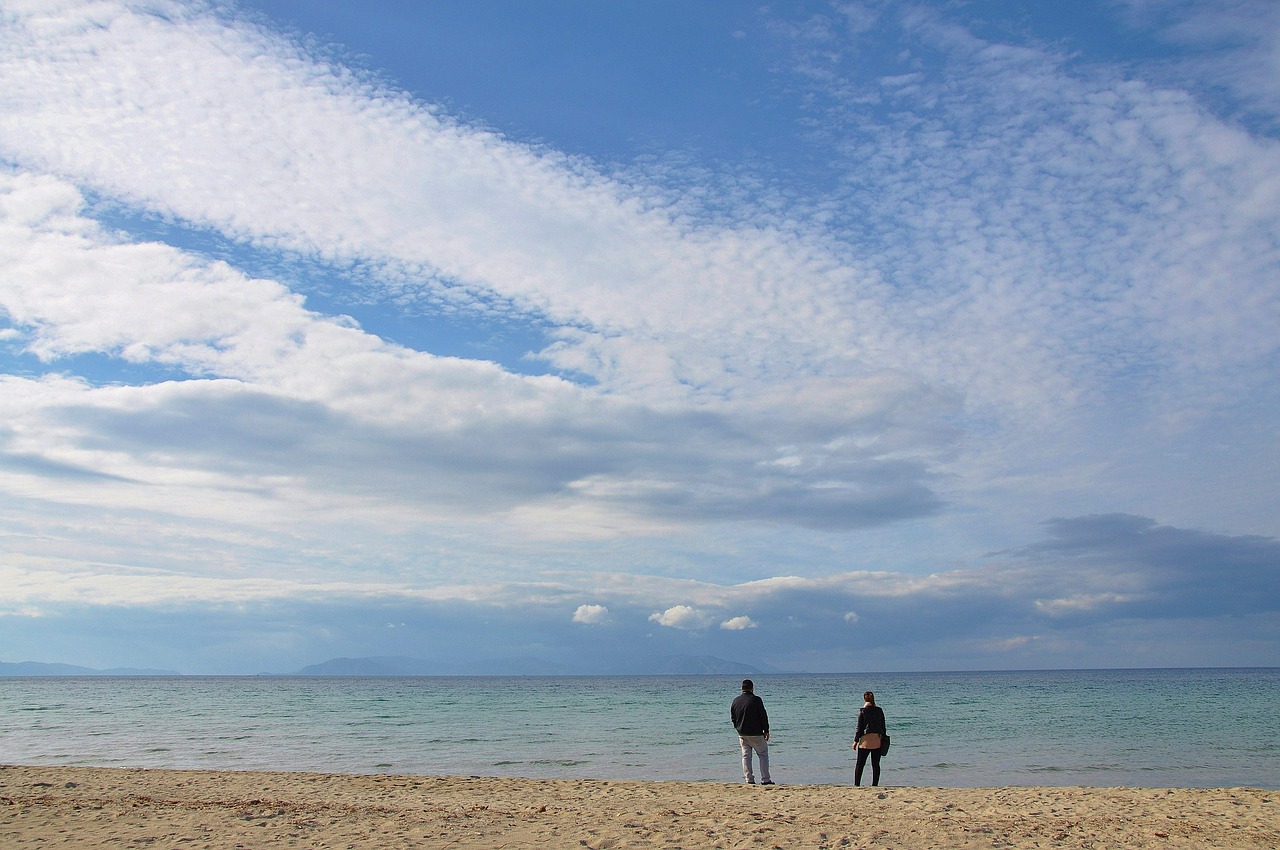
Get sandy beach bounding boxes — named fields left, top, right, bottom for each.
left=2, top=764, right=1276, bottom=849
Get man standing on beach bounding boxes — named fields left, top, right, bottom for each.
left=730, top=679, right=773, bottom=785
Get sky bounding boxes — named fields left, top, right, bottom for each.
left=0, top=0, right=1277, bottom=675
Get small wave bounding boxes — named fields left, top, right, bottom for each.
left=1027, top=762, right=1158, bottom=774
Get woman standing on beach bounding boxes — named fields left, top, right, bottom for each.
left=854, top=690, right=887, bottom=786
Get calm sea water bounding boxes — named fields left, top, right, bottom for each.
left=2, top=669, right=1277, bottom=788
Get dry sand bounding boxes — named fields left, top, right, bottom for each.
left=2, top=764, right=1276, bottom=849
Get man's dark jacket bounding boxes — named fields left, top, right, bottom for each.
left=730, top=690, right=770, bottom=736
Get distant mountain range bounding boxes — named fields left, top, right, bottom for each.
left=1, top=654, right=778, bottom=677
left=0, top=661, right=179, bottom=676
left=292, top=654, right=774, bottom=677
left=292, top=656, right=553, bottom=676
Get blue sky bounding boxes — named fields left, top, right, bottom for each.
left=1, top=0, right=1277, bottom=674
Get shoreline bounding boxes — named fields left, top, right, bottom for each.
left=3, top=764, right=1277, bottom=848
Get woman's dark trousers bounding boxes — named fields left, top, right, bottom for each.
left=855, top=747, right=881, bottom=786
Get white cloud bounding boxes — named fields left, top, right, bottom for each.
left=572, top=604, right=609, bottom=625
left=648, top=605, right=710, bottom=630
left=843, top=611, right=860, bottom=624
left=1034, top=594, right=1140, bottom=616
left=720, top=615, right=756, bottom=630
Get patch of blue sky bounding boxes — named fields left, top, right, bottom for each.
left=236, top=0, right=838, bottom=187
left=84, top=196, right=561, bottom=379
left=960, top=0, right=1182, bottom=62
left=0, top=345, right=190, bottom=388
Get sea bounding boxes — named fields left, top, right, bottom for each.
left=2, top=668, right=1277, bottom=788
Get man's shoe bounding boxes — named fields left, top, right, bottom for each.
left=761, top=780, right=775, bottom=785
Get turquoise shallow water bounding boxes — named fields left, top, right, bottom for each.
left=2, top=669, right=1276, bottom=787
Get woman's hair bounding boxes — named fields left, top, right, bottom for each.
left=863, top=690, right=875, bottom=705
